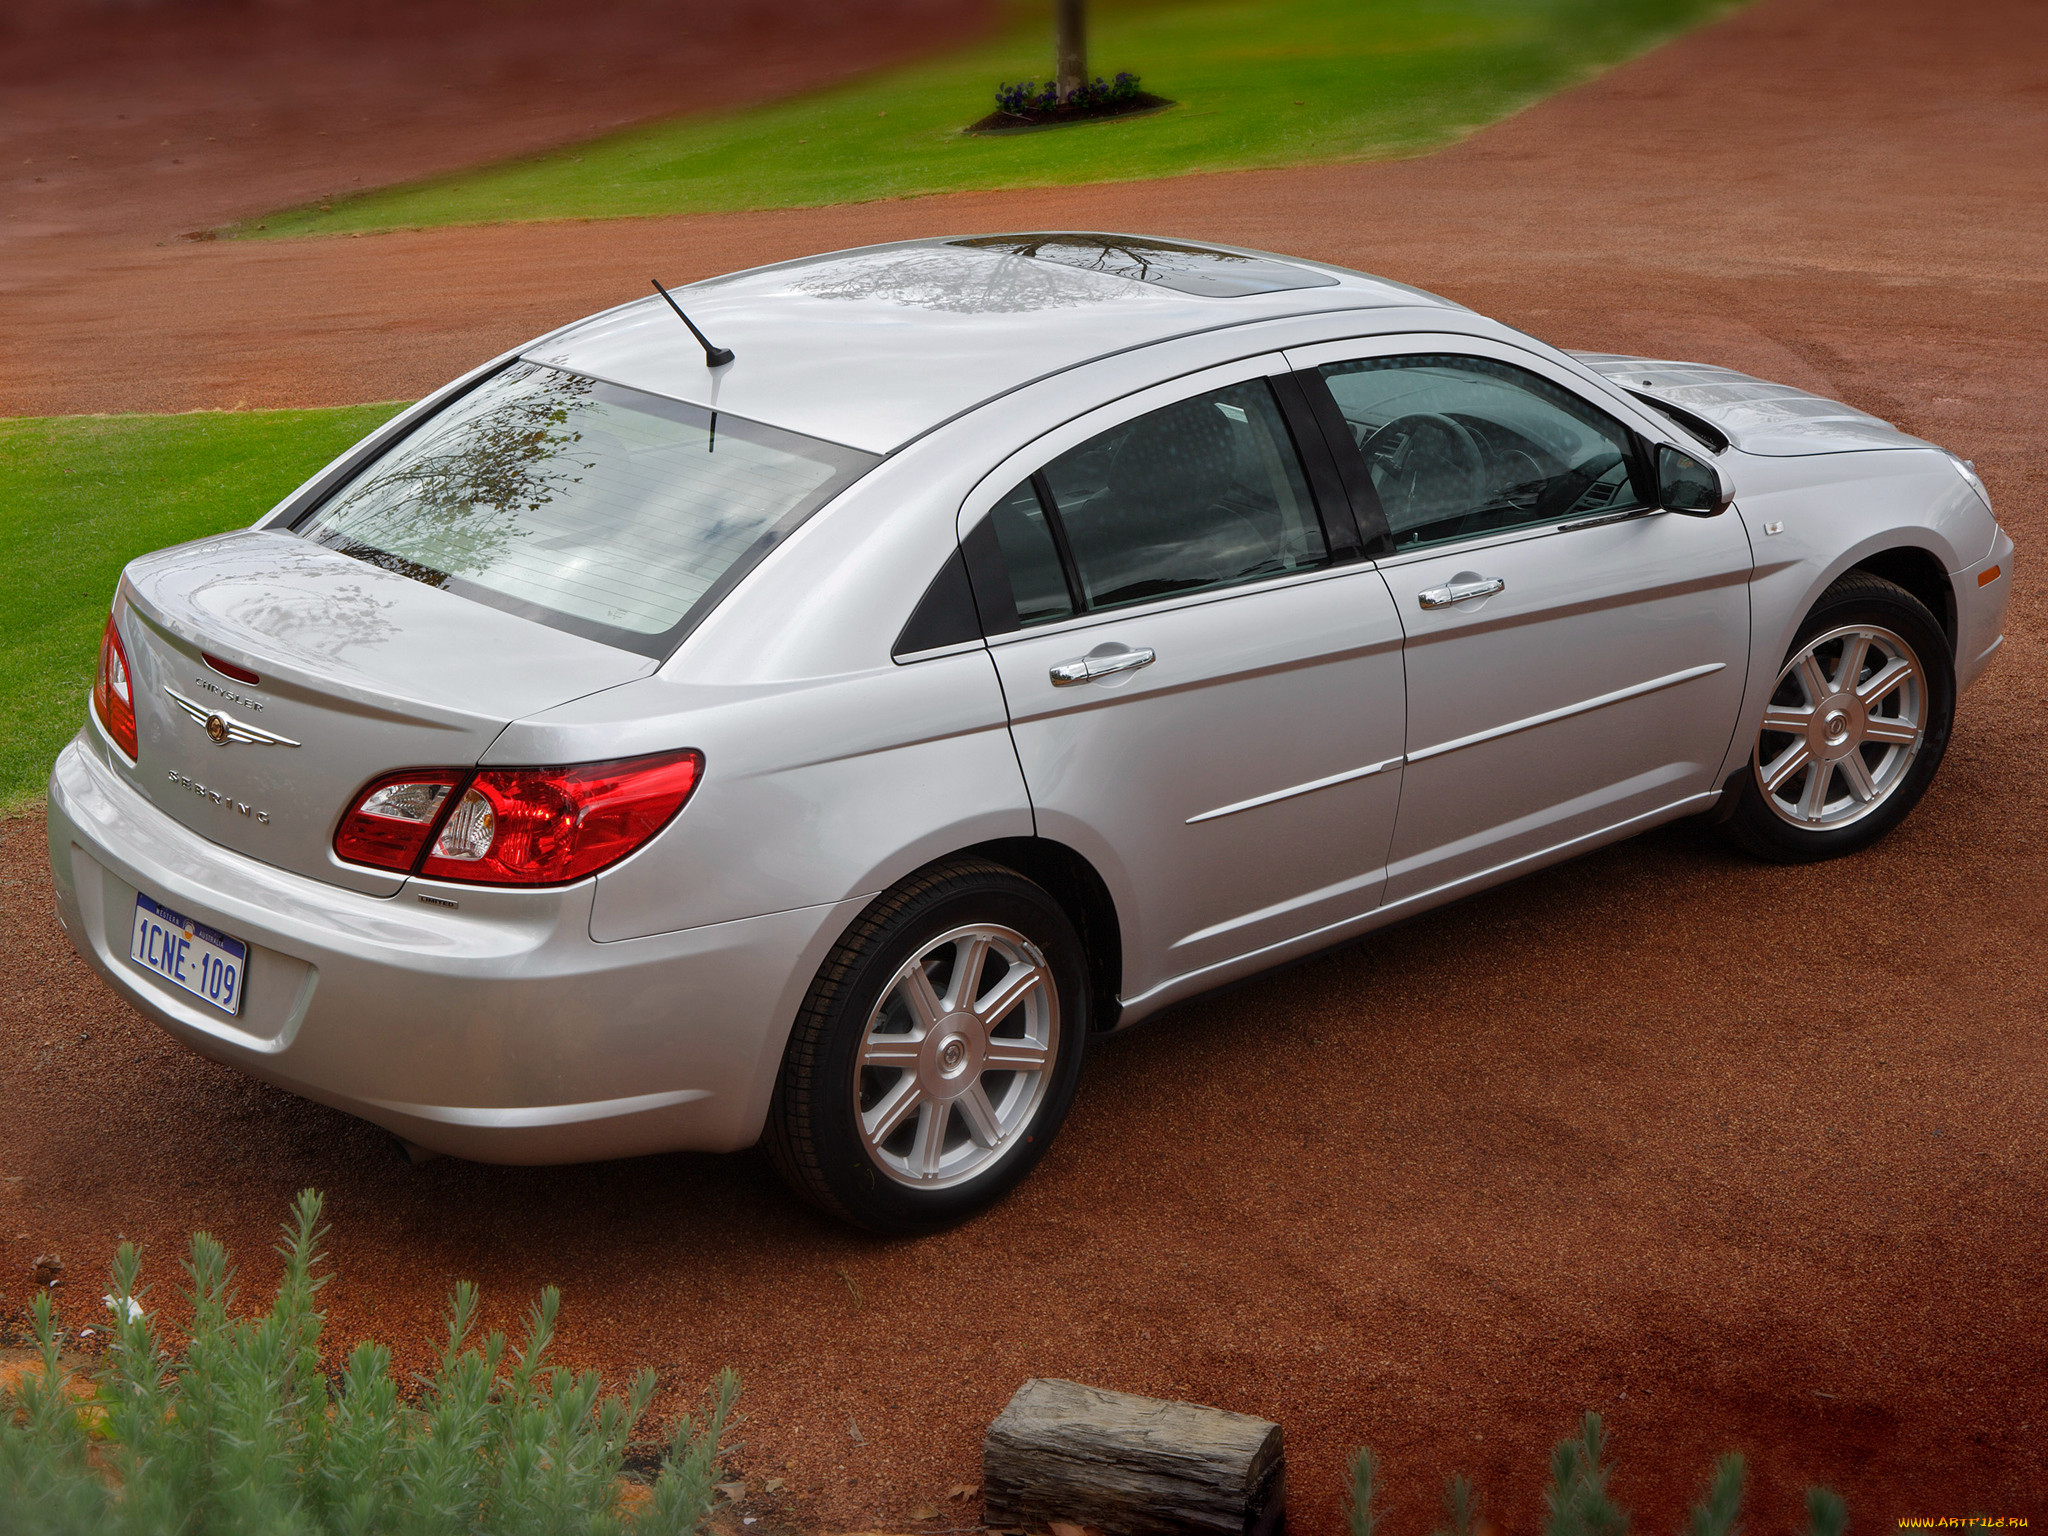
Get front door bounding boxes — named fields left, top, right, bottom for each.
left=963, top=362, right=1409, bottom=1007
left=1291, top=342, right=1754, bottom=907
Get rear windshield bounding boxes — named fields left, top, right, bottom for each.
left=293, top=361, right=878, bottom=657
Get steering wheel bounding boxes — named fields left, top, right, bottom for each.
left=1535, top=449, right=1628, bottom=518
left=1360, top=413, right=1487, bottom=530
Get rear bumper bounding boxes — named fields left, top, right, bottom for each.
left=46, top=735, right=861, bottom=1162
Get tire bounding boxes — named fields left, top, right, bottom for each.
left=762, top=859, right=1090, bottom=1235
left=1724, top=571, right=1954, bottom=863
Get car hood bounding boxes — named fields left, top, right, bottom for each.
left=1572, top=352, right=1934, bottom=457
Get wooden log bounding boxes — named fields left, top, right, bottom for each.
left=982, top=1377, right=1285, bottom=1536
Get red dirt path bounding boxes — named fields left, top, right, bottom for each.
left=0, top=0, right=992, bottom=257
left=4, top=0, right=2046, bottom=1529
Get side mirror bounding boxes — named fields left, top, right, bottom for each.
left=1658, top=444, right=1734, bottom=516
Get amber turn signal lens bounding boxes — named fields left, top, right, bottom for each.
left=1978, top=565, right=2002, bottom=587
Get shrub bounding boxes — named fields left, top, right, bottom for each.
left=993, top=71, right=1143, bottom=116
left=0, top=1190, right=739, bottom=1535
left=1347, top=1412, right=1848, bottom=1536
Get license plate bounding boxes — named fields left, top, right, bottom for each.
left=129, top=893, right=246, bottom=1017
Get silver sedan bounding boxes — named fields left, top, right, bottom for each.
left=48, top=234, right=2014, bottom=1232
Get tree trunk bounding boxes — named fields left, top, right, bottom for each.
left=1055, top=0, right=1086, bottom=99
left=982, top=1378, right=1286, bottom=1536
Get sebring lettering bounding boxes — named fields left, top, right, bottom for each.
left=166, top=770, right=270, bottom=823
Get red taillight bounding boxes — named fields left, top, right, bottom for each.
left=334, top=750, right=703, bottom=886
left=334, top=770, right=467, bottom=872
left=92, top=612, right=138, bottom=760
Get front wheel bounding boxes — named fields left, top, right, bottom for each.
left=1724, top=571, right=1954, bottom=863
left=762, top=860, right=1089, bottom=1235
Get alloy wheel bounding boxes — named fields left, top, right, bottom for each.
left=854, top=923, right=1060, bottom=1189
left=1754, top=622, right=1926, bottom=829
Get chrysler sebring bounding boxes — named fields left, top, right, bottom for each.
left=47, top=235, right=2013, bottom=1231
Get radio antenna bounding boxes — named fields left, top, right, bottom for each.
left=650, top=278, right=735, bottom=368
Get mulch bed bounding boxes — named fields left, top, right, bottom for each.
left=966, top=92, right=1174, bottom=134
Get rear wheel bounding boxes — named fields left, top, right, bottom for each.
left=762, top=860, right=1089, bottom=1234
left=1725, top=572, right=1953, bottom=863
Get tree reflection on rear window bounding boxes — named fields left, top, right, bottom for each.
left=294, top=361, right=877, bottom=657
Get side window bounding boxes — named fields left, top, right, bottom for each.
left=1041, top=379, right=1326, bottom=613
left=987, top=479, right=1075, bottom=626
left=1318, top=355, right=1646, bottom=551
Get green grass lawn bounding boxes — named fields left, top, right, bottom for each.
left=0, top=405, right=406, bottom=815
left=246, top=0, right=1736, bottom=237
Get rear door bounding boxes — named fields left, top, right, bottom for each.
left=1288, top=338, right=1753, bottom=907
left=963, top=356, right=1409, bottom=1007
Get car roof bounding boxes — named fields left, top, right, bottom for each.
left=524, top=234, right=1461, bottom=454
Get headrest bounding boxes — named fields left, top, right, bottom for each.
left=1103, top=397, right=1242, bottom=517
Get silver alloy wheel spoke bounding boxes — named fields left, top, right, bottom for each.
left=1753, top=622, right=1926, bottom=832
left=956, top=1083, right=1003, bottom=1146
left=859, top=1035, right=922, bottom=1068
left=1760, top=739, right=1811, bottom=794
left=1860, top=657, right=1916, bottom=708
left=1761, top=704, right=1815, bottom=735
left=901, top=963, right=946, bottom=1031
left=982, top=1036, right=1051, bottom=1072
left=853, top=922, right=1060, bottom=1190
left=945, top=933, right=993, bottom=1011
left=1798, top=761, right=1833, bottom=821
left=974, top=962, right=1046, bottom=1029
left=865, top=1075, right=924, bottom=1144
left=912, top=1100, right=951, bottom=1175
left=1837, top=749, right=1878, bottom=802
left=1862, top=714, right=1920, bottom=745
left=1834, top=633, right=1869, bottom=691
left=1795, top=653, right=1832, bottom=706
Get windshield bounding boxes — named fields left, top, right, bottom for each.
left=294, top=361, right=878, bottom=657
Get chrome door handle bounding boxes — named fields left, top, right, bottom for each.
left=1418, top=576, right=1505, bottom=609
left=1050, top=646, right=1156, bottom=686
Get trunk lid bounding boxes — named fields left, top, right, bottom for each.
left=117, top=529, right=654, bottom=895
left=1572, top=352, right=1933, bottom=457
